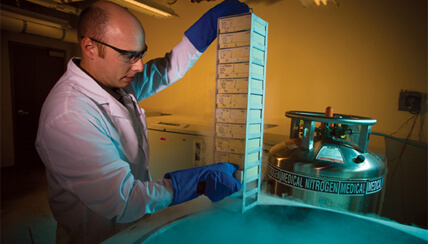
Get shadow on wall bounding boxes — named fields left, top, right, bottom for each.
left=381, top=91, right=427, bottom=228
left=381, top=137, right=427, bottom=229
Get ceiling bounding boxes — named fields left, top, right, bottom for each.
left=2, top=0, right=92, bottom=29
left=0, top=0, right=218, bottom=30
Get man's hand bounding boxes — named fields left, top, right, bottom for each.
left=165, top=162, right=241, bottom=205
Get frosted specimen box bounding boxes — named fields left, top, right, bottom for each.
left=217, top=78, right=249, bottom=93
left=218, top=14, right=251, bottom=33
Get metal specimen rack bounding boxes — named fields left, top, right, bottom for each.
left=214, top=13, right=268, bottom=212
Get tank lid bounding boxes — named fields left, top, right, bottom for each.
left=285, top=111, right=377, bottom=126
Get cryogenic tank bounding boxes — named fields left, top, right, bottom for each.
left=266, top=108, right=386, bottom=214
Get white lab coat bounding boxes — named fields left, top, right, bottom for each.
left=35, top=36, right=201, bottom=244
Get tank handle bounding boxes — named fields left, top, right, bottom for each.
left=286, top=111, right=376, bottom=125
left=286, top=111, right=376, bottom=153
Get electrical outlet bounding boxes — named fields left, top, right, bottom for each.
left=398, top=90, right=422, bottom=114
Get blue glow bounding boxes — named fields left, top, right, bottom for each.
left=142, top=205, right=427, bottom=244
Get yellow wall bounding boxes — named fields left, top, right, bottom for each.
left=136, top=0, right=427, bottom=152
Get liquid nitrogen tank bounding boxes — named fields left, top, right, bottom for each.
left=266, top=108, right=386, bottom=214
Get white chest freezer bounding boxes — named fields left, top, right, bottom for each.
left=146, top=115, right=214, bottom=180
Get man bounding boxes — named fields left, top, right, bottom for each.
left=35, top=0, right=249, bottom=243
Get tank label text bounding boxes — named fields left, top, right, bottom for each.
left=267, top=164, right=384, bottom=195
left=366, top=178, right=384, bottom=194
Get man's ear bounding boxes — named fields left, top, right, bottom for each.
left=81, top=37, right=97, bottom=60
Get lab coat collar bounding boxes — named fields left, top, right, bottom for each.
left=68, top=58, right=131, bottom=120
left=75, top=60, right=123, bottom=104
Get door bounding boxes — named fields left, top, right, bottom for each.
left=9, top=42, right=66, bottom=168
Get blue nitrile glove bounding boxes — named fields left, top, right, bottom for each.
left=164, top=163, right=241, bottom=206
left=185, top=0, right=250, bottom=53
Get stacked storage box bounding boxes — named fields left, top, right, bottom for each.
left=214, top=13, right=268, bottom=212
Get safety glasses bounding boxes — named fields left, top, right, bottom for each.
left=82, top=36, right=148, bottom=64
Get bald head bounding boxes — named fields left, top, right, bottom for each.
left=77, top=1, right=146, bottom=88
left=78, top=1, right=145, bottom=48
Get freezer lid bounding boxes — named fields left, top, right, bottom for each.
left=146, top=115, right=214, bottom=136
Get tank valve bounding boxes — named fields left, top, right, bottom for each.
left=320, top=106, right=333, bottom=128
